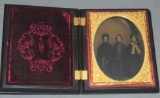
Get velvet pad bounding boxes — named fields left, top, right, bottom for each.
left=7, top=7, right=73, bottom=86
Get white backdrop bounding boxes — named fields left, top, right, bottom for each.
left=0, top=0, right=160, bottom=97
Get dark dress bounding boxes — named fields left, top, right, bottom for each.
left=97, top=42, right=112, bottom=75
left=112, top=43, right=126, bottom=80
left=125, top=43, right=144, bottom=78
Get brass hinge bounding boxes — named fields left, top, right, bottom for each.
left=74, top=17, right=86, bottom=26
left=75, top=70, right=88, bottom=80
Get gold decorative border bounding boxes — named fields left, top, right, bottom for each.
left=86, top=10, right=155, bottom=87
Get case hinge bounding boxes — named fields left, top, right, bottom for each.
left=74, top=17, right=86, bottom=26
left=75, top=70, right=88, bottom=80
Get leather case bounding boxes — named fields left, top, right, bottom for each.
left=0, top=4, right=159, bottom=94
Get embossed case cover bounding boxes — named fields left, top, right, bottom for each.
left=1, top=4, right=80, bottom=94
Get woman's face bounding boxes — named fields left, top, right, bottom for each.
left=117, top=36, right=122, bottom=42
left=103, top=36, right=108, bottom=43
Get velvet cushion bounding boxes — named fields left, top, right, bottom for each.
left=7, top=7, right=73, bottom=86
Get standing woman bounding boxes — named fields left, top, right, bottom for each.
left=112, top=34, right=126, bottom=80
left=97, top=34, right=112, bottom=75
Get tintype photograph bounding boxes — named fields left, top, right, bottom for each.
left=95, top=17, right=144, bottom=81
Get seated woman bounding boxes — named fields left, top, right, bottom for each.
left=125, top=33, right=144, bottom=78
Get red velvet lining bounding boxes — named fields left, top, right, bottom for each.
left=7, top=7, right=73, bottom=86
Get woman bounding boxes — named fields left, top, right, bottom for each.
left=112, top=34, right=126, bottom=80
left=97, top=34, right=112, bottom=75
left=126, top=33, right=144, bottom=78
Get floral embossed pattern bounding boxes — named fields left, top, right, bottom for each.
left=17, top=22, right=65, bottom=74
